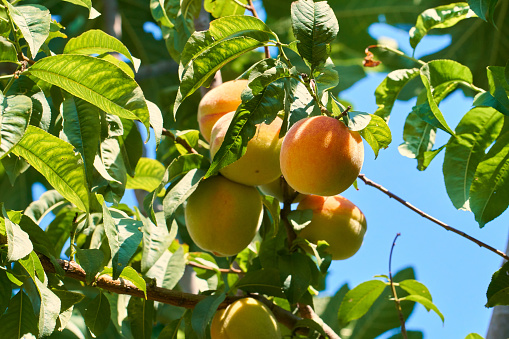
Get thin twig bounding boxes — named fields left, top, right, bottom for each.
left=247, top=0, right=270, bottom=59
left=365, top=45, right=425, bottom=66
left=162, top=128, right=199, bottom=154
left=357, top=174, right=509, bottom=262
left=388, top=233, right=407, bottom=339
left=188, top=261, right=243, bottom=274
left=298, top=304, right=342, bottom=339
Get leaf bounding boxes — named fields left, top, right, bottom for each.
left=398, top=111, right=437, bottom=163
left=401, top=294, right=444, bottom=323
left=45, top=209, right=76, bottom=257
left=0, top=36, right=18, bottom=63
left=443, top=107, right=503, bottom=211
left=128, top=297, right=154, bottom=339
left=5, top=3, right=50, bottom=58
left=35, top=277, right=61, bottom=337
left=62, top=0, right=92, bottom=11
left=76, top=248, right=105, bottom=284
left=205, top=81, right=284, bottom=178
left=345, top=111, right=372, bottom=132
left=12, top=125, right=89, bottom=212
left=28, top=55, right=150, bottom=132
left=63, top=29, right=141, bottom=72
left=2, top=205, right=33, bottom=261
left=18, top=250, right=45, bottom=283
left=288, top=209, right=313, bottom=232
left=158, top=318, right=182, bottom=339
left=468, top=0, right=498, bottom=24
left=84, top=292, right=111, bottom=337
left=338, top=280, right=387, bottom=324
left=0, top=94, right=33, bottom=159
left=236, top=268, right=285, bottom=297
left=60, top=96, right=101, bottom=186
left=175, top=15, right=276, bottom=114
left=126, top=158, right=165, bottom=192
left=291, top=0, right=339, bottom=68
left=292, top=318, right=327, bottom=338
left=25, top=191, right=66, bottom=225
left=486, top=261, right=509, bottom=307
left=473, top=91, right=509, bottom=115
left=0, top=270, right=11, bottom=315
left=469, top=130, right=509, bottom=226
left=464, top=334, right=484, bottom=339
left=0, top=290, right=38, bottom=338
left=140, top=212, right=177, bottom=274
left=163, top=168, right=205, bottom=226
left=487, top=66, right=509, bottom=114
left=102, top=204, right=143, bottom=280
left=192, top=293, right=226, bottom=339
left=398, top=279, right=432, bottom=301
left=147, top=100, right=163, bottom=148
left=410, top=3, right=476, bottom=49
left=97, top=137, right=127, bottom=204
left=204, top=0, right=247, bottom=18
left=1, top=154, right=30, bottom=185
left=374, top=68, right=420, bottom=121
left=388, top=331, right=424, bottom=339
left=279, top=252, right=313, bottom=304
left=359, top=114, right=392, bottom=158
left=101, top=267, right=147, bottom=297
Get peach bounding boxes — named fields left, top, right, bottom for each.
left=280, top=115, right=364, bottom=196
left=184, top=175, right=262, bottom=257
left=211, top=298, right=281, bottom=339
left=297, top=195, right=367, bottom=260
left=198, top=79, right=249, bottom=142
left=210, top=112, right=283, bottom=186
left=258, top=176, right=304, bottom=203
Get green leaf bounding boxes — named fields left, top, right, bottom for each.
left=236, top=268, right=285, bottom=297
left=374, top=68, right=420, bottom=121
left=147, top=100, right=163, bottom=148
left=163, top=168, right=205, bottom=226
left=149, top=246, right=187, bottom=290
left=140, top=212, right=177, bottom=275
left=0, top=290, right=38, bottom=338
left=487, top=261, right=509, bottom=307
left=279, top=252, right=313, bottom=304
left=84, top=292, right=111, bottom=337
left=443, top=107, right=503, bottom=211
left=18, top=250, right=45, bottom=283
left=12, top=125, right=89, bottom=212
left=398, top=279, right=432, bottom=301
left=0, top=94, right=32, bottom=159
left=158, top=318, right=182, bottom=339
left=35, top=277, right=61, bottom=337
left=291, top=0, right=339, bottom=68
left=468, top=0, right=498, bottom=24
left=388, top=331, right=424, bottom=339
left=487, top=66, right=509, bottom=114
left=61, top=96, right=101, bottom=186
left=410, top=3, right=476, bottom=49
left=338, top=279, right=387, bottom=324
left=76, top=248, right=105, bottom=284
left=0, top=270, right=11, bottom=315
left=359, top=114, right=392, bottom=158
left=345, top=111, right=372, bottom=132
left=28, top=55, right=150, bottom=132
left=473, top=91, right=509, bottom=115
left=292, top=318, right=327, bottom=338
left=288, top=209, right=313, bottom=232
left=313, top=284, right=349, bottom=334
left=205, top=81, right=284, bottom=178
left=63, top=29, right=141, bottom=72
left=97, top=137, right=127, bottom=204
left=2, top=205, right=33, bottom=261
left=401, top=294, right=444, bottom=323
left=118, top=119, right=143, bottom=177
left=465, top=334, right=484, bottom=339
left=128, top=297, right=154, bottom=339
left=398, top=111, right=437, bottom=164
left=260, top=194, right=280, bottom=238
left=204, top=0, right=247, bottom=17
left=5, top=3, right=50, bottom=58
left=0, top=36, right=18, bottom=63
left=102, top=203, right=143, bottom=279
left=192, top=293, right=226, bottom=339
left=62, top=0, right=92, bottom=11
left=45, top=209, right=76, bottom=257
left=1, top=154, right=30, bottom=185
left=469, top=130, right=509, bottom=226
left=127, top=158, right=165, bottom=192
left=175, top=15, right=276, bottom=114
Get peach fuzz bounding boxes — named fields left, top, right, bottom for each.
left=210, top=112, right=283, bottom=186
left=197, top=79, right=249, bottom=142
left=184, top=175, right=262, bottom=257
left=297, top=195, right=367, bottom=260
left=280, top=115, right=364, bottom=196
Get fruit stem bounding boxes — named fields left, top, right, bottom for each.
left=388, top=233, right=408, bottom=339
left=162, top=128, right=199, bottom=154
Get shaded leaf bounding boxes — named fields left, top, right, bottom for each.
left=24, top=190, right=66, bottom=224
left=140, top=212, right=177, bottom=275
left=468, top=0, right=498, bottom=24
left=84, top=292, right=111, bottom=337
left=128, top=297, right=154, bottom=339
left=0, top=36, right=18, bottom=63
left=76, top=248, right=105, bottom=284
left=236, top=268, right=285, bottom=297
left=35, top=277, right=61, bottom=337
left=192, top=293, right=226, bottom=339
left=487, top=261, right=509, bottom=307
left=0, top=290, right=38, bottom=338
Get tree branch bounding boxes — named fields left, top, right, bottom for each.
left=298, top=303, right=342, bottom=339
left=187, top=261, right=243, bottom=274
left=39, top=255, right=335, bottom=336
left=162, top=128, right=199, bottom=154
left=357, top=174, right=509, bottom=262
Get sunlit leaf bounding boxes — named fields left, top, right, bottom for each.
left=338, top=280, right=387, bottom=324
left=0, top=94, right=32, bottom=159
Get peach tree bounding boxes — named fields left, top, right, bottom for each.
left=0, top=0, right=507, bottom=338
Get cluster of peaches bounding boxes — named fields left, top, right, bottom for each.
left=184, top=80, right=368, bottom=338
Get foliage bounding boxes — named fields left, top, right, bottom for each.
left=0, top=0, right=507, bottom=338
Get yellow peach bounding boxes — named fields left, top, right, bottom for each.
left=280, top=116, right=364, bottom=196
left=211, top=298, right=281, bottom=339
left=297, top=195, right=367, bottom=260
left=198, top=79, right=249, bottom=142
left=210, top=112, right=283, bottom=186
left=184, top=175, right=262, bottom=257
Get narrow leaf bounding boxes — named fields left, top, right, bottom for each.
left=0, top=94, right=32, bottom=159
left=13, top=125, right=89, bottom=212
left=192, top=293, right=226, bottom=339
left=84, top=292, right=111, bottom=337
left=35, top=277, right=61, bottom=337
left=140, top=212, right=176, bottom=274
left=100, top=267, right=147, bottom=297
left=0, top=290, right=38, bottom=338
left=128, top=297, right=154, bottom=339
left=401, top=294, right=444, bottom=323
left=3, top=205, right=33, bottom=261
left=338, top=280, right=387, bottom=324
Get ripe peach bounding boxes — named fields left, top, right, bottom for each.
left=210, top=298, right=281, bottom=339
left=210, top=112, right=283, bottom=186
left=280, top=116, right=364, bottom=196
left=198, top=79, right=248, bottom=142
left=297, top=195, right=367, bottom=260
left=184, top=175, right=262, bottom=257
